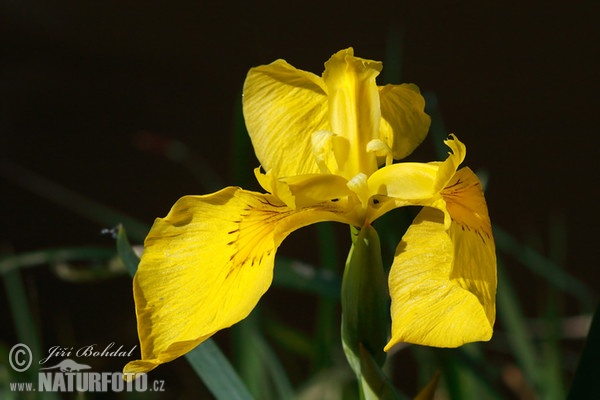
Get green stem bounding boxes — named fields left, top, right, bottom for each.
left=341, top=225, right=395, bottom=399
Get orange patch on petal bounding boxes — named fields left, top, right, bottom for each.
left=442, top=167, right=492, bottom=241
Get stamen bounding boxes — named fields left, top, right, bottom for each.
left=311, top=130, right=337, bottom=174
left=346, top=173, right=369, bottom=208
left=367, top=139, right=393, bottom=166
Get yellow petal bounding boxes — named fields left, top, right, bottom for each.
left=365, top=162, right=438, bottom=223
left=323, top=48, right=381, bottom=177
left=435, top=135, right=466, bottom=192
left=385, top=206, right=496, bottom=350
left=280, top=174, right=355, bottom=209
left=378, top=83, right=431, bottom=160
left=311, top=130, right=351, bottom=175
left=368, top=162, right=439, bottom=201
left=124, top=187, right=348, bottom=374
left=254, top=167, right=358, bottom=215
left=365, top=135, right=467, bottom=223
left=441, top=166, right=493, bottom=240
left=243, top=59, right=328, bottom=177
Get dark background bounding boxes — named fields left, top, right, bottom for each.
left=1, top=1, right=598, bottom=397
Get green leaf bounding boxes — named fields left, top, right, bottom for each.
left=494, top=226, right=594, bottom=309
left=187, top=340, right=254, bottom=400
left=358, top=344, right=406, bottom=400
left=497, top=260, right=541, bottom=392
left=315, top=223, right=340, bottom=367
left=434, top=345, right=504, bottom=400
left=0, top=247, right=116, bottom=275
left=116, top=225, right=141, bottom=277
left=568, top=301, right=600, bottom=399
left=414, top=371, right=440, bottom=400
left=273, top=257, right=341, bottom=299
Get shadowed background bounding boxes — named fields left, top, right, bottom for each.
left=1, top=1, right=598, bottom=398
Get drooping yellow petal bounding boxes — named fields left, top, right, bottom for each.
left=124, top=187, right=349, bottom=374
left=385, top=205, right=496, bottom=350
left=378, top=83, right=431, bottom=160
left=243, top=59, right=328, bottom=177
left=441, top=167, right=493, bottom=240
left=385, top=165, right=496, bottom=350
left=322, top=48, right=382, bottom=178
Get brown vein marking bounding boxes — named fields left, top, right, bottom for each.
left=441, top=168, right=493, bottom=242
left=225, top=197, right=293, bottom=279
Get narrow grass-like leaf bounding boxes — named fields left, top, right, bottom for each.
left=497, top=260, right=541, bottom=392
left=232, top=300, right=297, bottom=398
left=414, top=371, right=440, bottom=400
left=315, top=222, right=340, bottom=368
left=540, top=287, right=566, bottom=400
left=186, top=340, right=254, bottom=400
left=116, top=225, right=141, bottom=277
left=248, top=324, right=295, bottom=400
left=410, top=346, right=438, bottom=393
left=234, top=313, right=265, bottom=397
left=2, top=268, right=61, bottom=399
left=568, top=301, right=600, bottom=399
left=495, top=226, right=594, bottom=309
left=2, top=269, right=59, bottom=400
left=264, top=317, right=316, bottom=360
left=435, top=345, right=504, bottom=400
left=539, top=214, right=567, bottom=400
left=273, top=257, right=341, bottom=299
left=0, top=247, right=116, bottom=275
left=3, top=268, right=42, bottom=371
left=358, top=344, right=406, bottom=400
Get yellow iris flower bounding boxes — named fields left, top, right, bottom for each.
left=123, top=48, right=496, bottom=375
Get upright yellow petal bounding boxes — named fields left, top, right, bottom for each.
left=323, top=48, right=382, bottom=177
left=124, top=187, right=348, bottom=374
left=378, top=83, right=431, bottom=160
left=385, top=206, right=496, bottom=350
left=243, top=60, right=328, bottom=177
